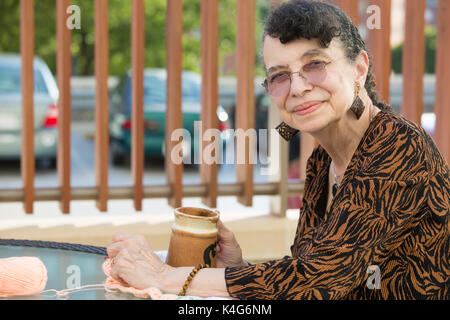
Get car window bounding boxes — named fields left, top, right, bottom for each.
left=125, top=73, right=202, bottom=109
left=144, top=75, right=166, bottom=104
left=181, top=76, right=201, bottom=103
left=0, top=65, right=48, bottom=95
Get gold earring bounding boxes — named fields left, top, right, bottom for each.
left=276, top=122, right=299, bottom=141
left=349, top=82, right=365, bottom=120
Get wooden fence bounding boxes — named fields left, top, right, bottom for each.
left=6, top=0, right=449, bottom=215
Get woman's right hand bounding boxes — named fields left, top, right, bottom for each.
left=215, top=220, right=248, bottom=268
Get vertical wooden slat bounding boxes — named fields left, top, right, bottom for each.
left=267, top=0, right=288, bottom=217
left=200, top=0, right=219, bottom=208
left=236, top=0, right=256, bottom=207
left=367, top=0, right=391, bottom=104
left=166, top=0, right=183, bottom=208
left=20, top=0, right=35, bottom=214
left=336, top=0, right=359, bottom=25
left=401, top=0, right=425, bottom=124
left=131, top=0, right=145, bottom=211
left=56, top=0, right=72, bottom=214
left=434, top=0, right=450, bottom=163
left=268, top=101, right=288, bottom=217
left=95, top=0, right=109, bottom=212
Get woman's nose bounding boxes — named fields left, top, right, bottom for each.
left=289, top=72, right=313, bottom=97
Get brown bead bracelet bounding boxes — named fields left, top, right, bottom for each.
left=178, top=263, right=210, bottom=296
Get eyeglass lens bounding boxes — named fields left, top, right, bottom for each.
left=267, top=62, right=328, bottom=97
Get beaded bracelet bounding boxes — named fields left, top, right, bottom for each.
left=178, top=263, right=210, bottom=296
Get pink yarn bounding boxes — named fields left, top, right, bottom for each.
left=0, top=257, right=48, bottom=297
left=0, top=256, right=207, bottom=300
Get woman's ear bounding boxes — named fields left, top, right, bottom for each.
left=355, top=50, right=370, bottom=85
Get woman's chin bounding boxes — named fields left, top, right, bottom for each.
left=290, top=117, right=328, bottom=134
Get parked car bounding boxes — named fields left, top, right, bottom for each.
left=0, top=54, right=59, bottom=168
left=109, top=68, right=231, bottom=166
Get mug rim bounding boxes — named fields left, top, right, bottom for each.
left=174, top=206, right=220, bottom=222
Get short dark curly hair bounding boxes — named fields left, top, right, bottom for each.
left=263, top=0, right=391, bottom=111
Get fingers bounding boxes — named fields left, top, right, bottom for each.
left=106, top=241, right=122, bottom=258
left=109, top=250, right=134, bottom=285
left=108, top=233, right=149, bottom=257
left=217, top=219, right=233, bottom=241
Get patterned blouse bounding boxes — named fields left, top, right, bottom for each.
left=225, top=109, right=449, bottom=300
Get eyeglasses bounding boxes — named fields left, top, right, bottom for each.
left=262, top=58, right=343, bottom=97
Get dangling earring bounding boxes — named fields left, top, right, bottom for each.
left=276, top=122, right=299, bottom=141
left=349, top=82, right=365, bottom=120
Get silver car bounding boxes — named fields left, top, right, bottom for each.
left=0, top=54, right=59, bottom=167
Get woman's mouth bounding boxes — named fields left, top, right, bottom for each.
left=294, top=101, right=323, bottom=116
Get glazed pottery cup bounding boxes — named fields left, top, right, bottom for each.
left=166, top=207, right=219, bottom=267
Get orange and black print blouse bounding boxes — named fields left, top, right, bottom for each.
left=225, top=109, right=449, bottom=300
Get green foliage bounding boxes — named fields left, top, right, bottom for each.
left=0, top=0, right=270, bottom=77
left=0, top=0, right=20, bottom=53
left=391, top=25, right=437, bottom=74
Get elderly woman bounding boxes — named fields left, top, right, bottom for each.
left=106, top=0, right=449, bottom=299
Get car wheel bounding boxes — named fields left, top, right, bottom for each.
left=111, top=149, right=129, bottom=166
left=36, top=157, right=56, bottom=170
left=110, top=140, right=129, bottom=166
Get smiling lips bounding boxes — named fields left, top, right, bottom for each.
left=294, top=101, right=323, bottom=115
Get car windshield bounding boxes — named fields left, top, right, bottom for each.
left=142, top=74, right=201, bottom=104
left=0, top=65, right=48, bottom=95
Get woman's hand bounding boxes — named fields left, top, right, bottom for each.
left=215, top=220, right=248, bottom=268
left=106, top=232, right=175, bottom=290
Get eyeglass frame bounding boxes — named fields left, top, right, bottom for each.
left=261, top=57, right=347, bottom=97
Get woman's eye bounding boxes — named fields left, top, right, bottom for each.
left=303, top=61, right=326, bottom=71
left=269, top=73, right=289, bottom=83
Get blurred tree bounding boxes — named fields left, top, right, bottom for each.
left=0, top=0, right=270, bottom=76
left=391, top=25, right=437, bottom=74
left=0, top=0, right=20, bottom=53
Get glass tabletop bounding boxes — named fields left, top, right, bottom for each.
left=0, top=244, right=146, bottom=300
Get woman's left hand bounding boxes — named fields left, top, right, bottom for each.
left=106, top=232, right=174, bottom=290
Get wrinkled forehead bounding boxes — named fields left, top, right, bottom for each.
left=262, top=36, right=342, bottom=73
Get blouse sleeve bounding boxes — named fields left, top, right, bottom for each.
left=225, top=126, right=432, bottom=300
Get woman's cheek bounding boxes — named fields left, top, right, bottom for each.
left=270, top=95, right=287, bottom=111
left=321, top=70, right=354, bottom=109
left=321, top=69, right=344, bottom=94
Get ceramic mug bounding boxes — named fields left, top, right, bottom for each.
left=166, top=206, right=219, bottom=267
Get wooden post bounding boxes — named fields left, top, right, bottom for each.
left=94, top=0, right=109, bottom=212
left=266, top=0, right=288, bottom=216
left=200, top=0, right=219, bottom=209
left=166, top=0, right=184, bottom=208
left=367, top=0, right=391, bottom=104
left=131, top=0, right=145, bottom=211
left=401, top=0, right=425, bottom=125
left=434, top=0, right=450, bottom=162
left=268, top=103, right=289, bottom=217
left=56, top=0, right=72, bottom=214
left=336, top=0, right=359, bottom=25
left=236, top=0, right=256, bottom=207
left=20, top=0, right=35, bottom=214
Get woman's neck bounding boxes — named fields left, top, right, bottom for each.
left=312, top=97, right=377, bottom=176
